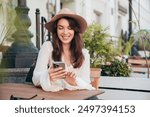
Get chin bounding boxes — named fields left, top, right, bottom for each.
left=62, top=39, right=72, bottom=43
left=62, top=41, right=71, bottom=44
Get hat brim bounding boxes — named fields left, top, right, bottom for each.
left=45, top=14, right=87, bottom=33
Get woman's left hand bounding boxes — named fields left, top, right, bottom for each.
left=65, top=72, right=77, bottom=86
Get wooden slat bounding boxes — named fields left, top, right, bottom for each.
left=128, top=58, right=150, bottom=66
left=128, top=58, right=150, bottom=74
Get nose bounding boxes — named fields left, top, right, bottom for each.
left=63, top=28, right=69, bottom=34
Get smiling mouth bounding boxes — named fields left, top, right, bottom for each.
left=62, top=36, right=69, bottom=39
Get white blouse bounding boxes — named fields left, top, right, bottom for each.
left=32, top=41, right=95, bottom=92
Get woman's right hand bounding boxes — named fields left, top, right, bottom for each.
left=49, top=67, right=66, bottom=82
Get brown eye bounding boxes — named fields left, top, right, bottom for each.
left=68, top=26, right=72, bottom=30
left=57, top=26, right=63, bottom=30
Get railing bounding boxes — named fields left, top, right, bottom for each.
left=41, top=16, right=51, bottom=43
left=35, top=9, right=51, bottom=49
left=35, top=9, right=40, bottom=50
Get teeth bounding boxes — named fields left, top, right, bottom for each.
left=63, top=36, right=69, bottom=39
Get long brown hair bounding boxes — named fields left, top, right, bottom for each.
left=51, top=17, right=84, bottom=68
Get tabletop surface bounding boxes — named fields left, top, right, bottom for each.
left=0, top=83, right=104, bottom=100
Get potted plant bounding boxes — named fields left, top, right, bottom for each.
left=83, top=23, right=117, bottom=67
left=131, top=29, right=150, bottom=78
left=132, top=30, right=150, bottom=57
left=101, top=58, right=131, bottom=77
left=83, top=23, right=117, bottom=88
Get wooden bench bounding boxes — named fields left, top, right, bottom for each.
left=128, top=57, right=150, bottom=74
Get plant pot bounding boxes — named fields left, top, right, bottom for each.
left=90, top=68, right=101, bottom=89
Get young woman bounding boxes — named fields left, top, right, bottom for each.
left=32, top=8, right=95, bottom=92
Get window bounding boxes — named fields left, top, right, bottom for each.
left=93, top=10, right=101, bottom=24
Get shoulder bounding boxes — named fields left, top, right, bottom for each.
left=82, top=48, right=89, bottom=58
left=41, top=41, right=53, bottom=50
left=42, top=41, right=52, bottom=47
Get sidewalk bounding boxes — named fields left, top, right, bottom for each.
left=98, top=75, right=150, bottom=100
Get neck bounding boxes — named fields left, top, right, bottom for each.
left=62, top=43, right=70, bottom=52
left=62, top=45, right=72, bottom=65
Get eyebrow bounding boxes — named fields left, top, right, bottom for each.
left=57, top=24, right=71, bottom=27
left=57, top=25, right=63, bottom=27
left=57, top=25, right=64, bottom=28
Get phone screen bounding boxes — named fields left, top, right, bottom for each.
left=53, top=61, right=65, bottom=69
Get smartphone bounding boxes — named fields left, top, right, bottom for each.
left=53, top=61, right=65, bottom=69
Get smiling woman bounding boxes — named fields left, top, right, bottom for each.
left=32, top=8, right=96, bottom=93
left=57, top=18, right=75, bottom=45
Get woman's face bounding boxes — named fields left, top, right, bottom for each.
left=57, top=18, right=75, bottom=45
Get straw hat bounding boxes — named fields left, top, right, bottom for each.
left=45, top=8, right=87, bottom=33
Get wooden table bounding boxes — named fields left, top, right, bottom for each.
left=0, top=83, right=104, bottom=100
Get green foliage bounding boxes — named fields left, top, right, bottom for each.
left=101, top=59, right=131, bottom=77
left=0, top=1, right=16, bottom=46
left=132, top=30, right=150, bottom=51
left=124, top=37, right=135, bottom=55
left=116, top=31, right=135, bottom=55
left=83, top=23, right=117, bottom=68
